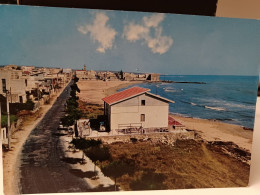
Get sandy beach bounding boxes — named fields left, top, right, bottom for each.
left=77, top=80, right=143, bottom=105
left=77, top=80, right=253, bottom=152
left=170, top=114, right=253, bottom=152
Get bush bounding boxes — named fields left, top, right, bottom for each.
left=71, top=138, right=102, bottom=150
left=101, top=159, right=136, bottom=191
left=130, top=138, right=138, bottom=143
left=71, top=138, right=103, bottom=163
left=130, top=169, right=167, bottom=190
left=1, top=114, right=17, bottom=127
left=84, top=146, right=111, bottom=167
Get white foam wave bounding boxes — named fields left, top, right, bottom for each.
left=194, top=98, right=255, bottom=110
left=163, top=87, right=176, bottom=92
left=205, top=106, right=226, bottom=111
left=222, top=102, right=255, bottom=110
left=190, top=102, right=196, bottom=106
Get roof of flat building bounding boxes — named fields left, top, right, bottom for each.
left=102, top=86, right=174, bottom=105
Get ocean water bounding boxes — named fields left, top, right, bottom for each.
left=121, top=75, right=259, bottom=129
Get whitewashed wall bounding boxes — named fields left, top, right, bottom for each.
left=109, top=93, right=169, bottom=130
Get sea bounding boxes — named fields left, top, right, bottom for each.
left=120, top=75, right=259, bottom=129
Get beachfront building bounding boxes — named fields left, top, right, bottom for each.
left=102, top=86, right=174, bottom=132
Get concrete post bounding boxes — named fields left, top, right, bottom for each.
left=6, top=92, right=11, bottom=149
left=0, top=102, right=1, bottom=136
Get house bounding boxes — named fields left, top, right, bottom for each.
left=102, top=86, right=175, bottom=132
left=0, top=68, right=27, bottom=103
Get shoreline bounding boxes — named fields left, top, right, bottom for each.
left=170, top=113, right=253, bottom=153
left=170, top=112, right=253, bottom=130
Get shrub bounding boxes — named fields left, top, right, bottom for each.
left=130, top=138, right=138, bottom=143
left=85, top=145, right=111, bottom=172
left=101, top=160, right=135, bottom=191
left=130, top=169, right=167, bottom=190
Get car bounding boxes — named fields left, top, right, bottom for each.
left=68, top=126, right=74, bottom=134
left=99, top=121, right=106, bottom=131
left=58, top=121, right=68, bottom=130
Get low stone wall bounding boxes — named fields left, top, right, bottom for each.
left=90, top=131, right=194, bottom=145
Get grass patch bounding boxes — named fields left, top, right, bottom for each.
left=1, top=114, right=18, bottom=127
left=103, top=139, right=250, bottom=190
left=78, top=100, right=103, bottom=119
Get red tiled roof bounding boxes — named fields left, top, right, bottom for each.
left=168, top=116, right=184, bottom=126
left=102, top=87, right=150, bottom=105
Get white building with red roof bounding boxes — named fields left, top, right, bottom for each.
left=102, top=86, right=175, bottom=132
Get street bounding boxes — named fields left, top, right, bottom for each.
left=18, top=84, right=91, bottom=194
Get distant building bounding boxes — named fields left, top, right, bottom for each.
left=0, top=68, right=26, bottom=103
left=62, top=68, right=72, bottom=74
left=102, top=86, right=174, bottom=132
left=121, top=72, right=160, bottom=81
left=21, top=66, right=35, bottom=72
left=147, top=73, right=160, bottom=81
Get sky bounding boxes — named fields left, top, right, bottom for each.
left=0, top=5, right=259, bottom=75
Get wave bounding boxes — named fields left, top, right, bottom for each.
left=190, top=102, right=196, bottom=106
left=193, top=98, right=255, bottom=110
left=205, top=106, right=226, bottom=111
left=222, top=102, right=255, bottom=110
left=163, top=87, right=176, bottom=92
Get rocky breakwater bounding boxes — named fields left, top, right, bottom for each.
left=207, top=141, right=251, bottom=164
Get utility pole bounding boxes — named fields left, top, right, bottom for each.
left=0, top=102, right=1, bottom=138
left=6, top=91, right=11, bottom=149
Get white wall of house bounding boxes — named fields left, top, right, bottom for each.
left=108, top=93, right=169, bottom=130
left=21, top=66, right=35, bottom=72
left=0, top=69, right=27, bottom=103
left=23, top=76, right=38, bottom=91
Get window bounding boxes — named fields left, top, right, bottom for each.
left=141, top=100, right=145, bottom=106
left=25, top=79, right=28, bottom=87
left=141, top=114, right=145, bottom=122
left=2, top=79, right=6, bottom=93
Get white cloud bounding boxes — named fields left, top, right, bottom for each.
left=123, top=22, right=149, bottom=42
left=146, top=27, right=173, bottom=54
left=143, top=13, right=165, bottom=28
left=78, top=13, right=117, bottom=53
left=123, top=13, right=173, bottom=54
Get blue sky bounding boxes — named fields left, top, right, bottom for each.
left=0, top=5, right=259, bottom=75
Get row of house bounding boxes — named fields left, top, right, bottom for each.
left=0, top=65, right=72, bottom=105
left=75, top=65, right=160, bottom=81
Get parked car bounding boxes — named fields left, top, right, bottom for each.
left=68, top=125, right=74, bottom=135
left=99, top=121, right=106, bottom=131
left=58, top=121, right=68, bottom=130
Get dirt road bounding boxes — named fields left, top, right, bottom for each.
left=18, top=83, right=92, bottom=194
